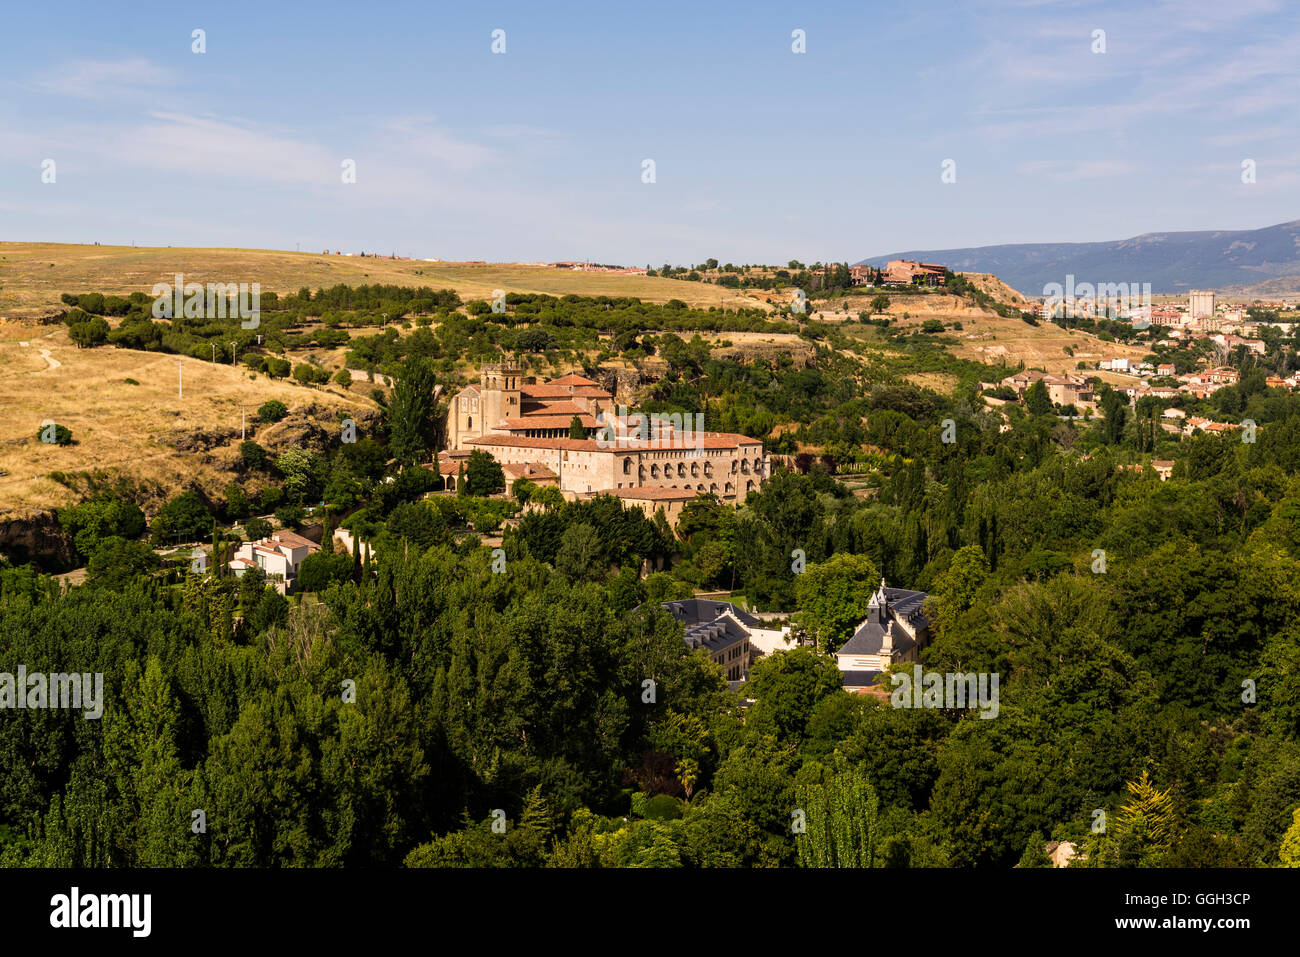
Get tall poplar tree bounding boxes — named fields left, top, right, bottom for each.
left=388, top=356, right=438, bottom=466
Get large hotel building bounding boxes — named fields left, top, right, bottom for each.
left=441, top=363, right=770, bottom=507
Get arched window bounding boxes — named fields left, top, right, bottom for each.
left=691, top=462, right=699, bottom=477
left=740, top=460, right=750, bottom=474
left=754, top=457, right=763, bottom=473
left=746, top=480, right=755, bottom=493
left=677, top=463, right=686, bottom=478
left=703, top=462, right=712, bottom=477
left=725, top=482, right=734, bottom=495
left=467, top=416, right=473, bottom=429
left=623, top=458, right=632, bottom=475
left=651, top=464, right=659, bottom=478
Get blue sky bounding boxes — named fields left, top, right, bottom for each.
left=2, top=0, right=1297, bottom=265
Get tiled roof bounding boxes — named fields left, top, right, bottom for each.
left=466, top=433, right=763, bottom=452
left=595, top=487, right=700, bottom=501
left=549, top=373, right=601, bottom=387
left=466, top=435, right=605, bottom=452
left=503, top=462, right=557, bottom=480
left=521, top=400, right=587, bottom=416
left=271, top=530, right=316, bottom=549
left=521, top=384, right=582, bottom=398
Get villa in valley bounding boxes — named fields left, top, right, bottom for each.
left=835, top=579, right=931, bottom=694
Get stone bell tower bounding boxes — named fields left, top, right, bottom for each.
left=480, top=362, right=522, bottom=434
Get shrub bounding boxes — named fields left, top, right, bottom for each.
left=244, top=516, right=273, bottom=540
left=36, top=423, right=73, bottom=446
left=258, top=400, right=288, bottom=422
left=239, top=440, right=269, bottom=470
left=275, top=504, right=306, bottom=529
left=641, top=794, right=684, bottom=821
left=76, top=292, right=105, bottom=314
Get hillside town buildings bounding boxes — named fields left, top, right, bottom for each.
left=1000, top=370, right=1094, bottom=406
left=1189, top=289, right=1216, bottom=320
left=881, top=259, right=947, bottom=287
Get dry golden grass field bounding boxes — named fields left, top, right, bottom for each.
left=0, top=242, right=765, bottom=319
left=0, top=243, right=1144, bottom=521
left=0, top=242, right=770, bottom=520
left=0, top=321, right=369, bottom=519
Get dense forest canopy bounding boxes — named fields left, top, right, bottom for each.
left=6, top=286, right=1300, bottom=869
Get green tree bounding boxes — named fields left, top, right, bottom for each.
left=1024, top=380, right=1053, bottom=416
left=744, top=647, right=843, bottom=744
left=924, top=544, right=989, bottom=640
left=1099, top=387, right=1128, bottom=444
left=795, top=760, right=880, bottom=868
left=388, top=355, right=438, bottom=465
left=245, top=516, right=272, bottom=540
left=276, top=447, right=322, bottom=504
left=556, top=523, right=604, bottom=582
left=464, top=449, right=504, bottom=497
left=1017, top=832, right=1053, bottom=868
left=1280, top=808, right=1300, bottom=868
left=794, top=553, right=879, bottom=652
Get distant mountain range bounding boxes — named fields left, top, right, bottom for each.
left=858, top=220, right=1300, bottom=297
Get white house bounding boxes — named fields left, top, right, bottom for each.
left=230, top=529, right=320, bottom=594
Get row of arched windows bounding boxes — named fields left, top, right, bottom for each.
left=622, top=456, right=763, bottom=477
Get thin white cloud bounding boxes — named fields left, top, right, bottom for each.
left=30, top=58, right=174, bottom=99
left=377, top=118, right=500, bottom=171
left=1017, top=159, right=1136, bottom=181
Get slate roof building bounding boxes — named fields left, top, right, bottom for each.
left=662, top=599, right=758, bottom=683
left=835, top=578, right=931, bottom=694
left=658, top=598, right=793, bottom=683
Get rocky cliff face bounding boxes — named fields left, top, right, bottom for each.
left=0, top=510, right=75, bottom=570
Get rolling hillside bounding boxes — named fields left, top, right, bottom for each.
left=0, top=242, right=768, bottom=320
